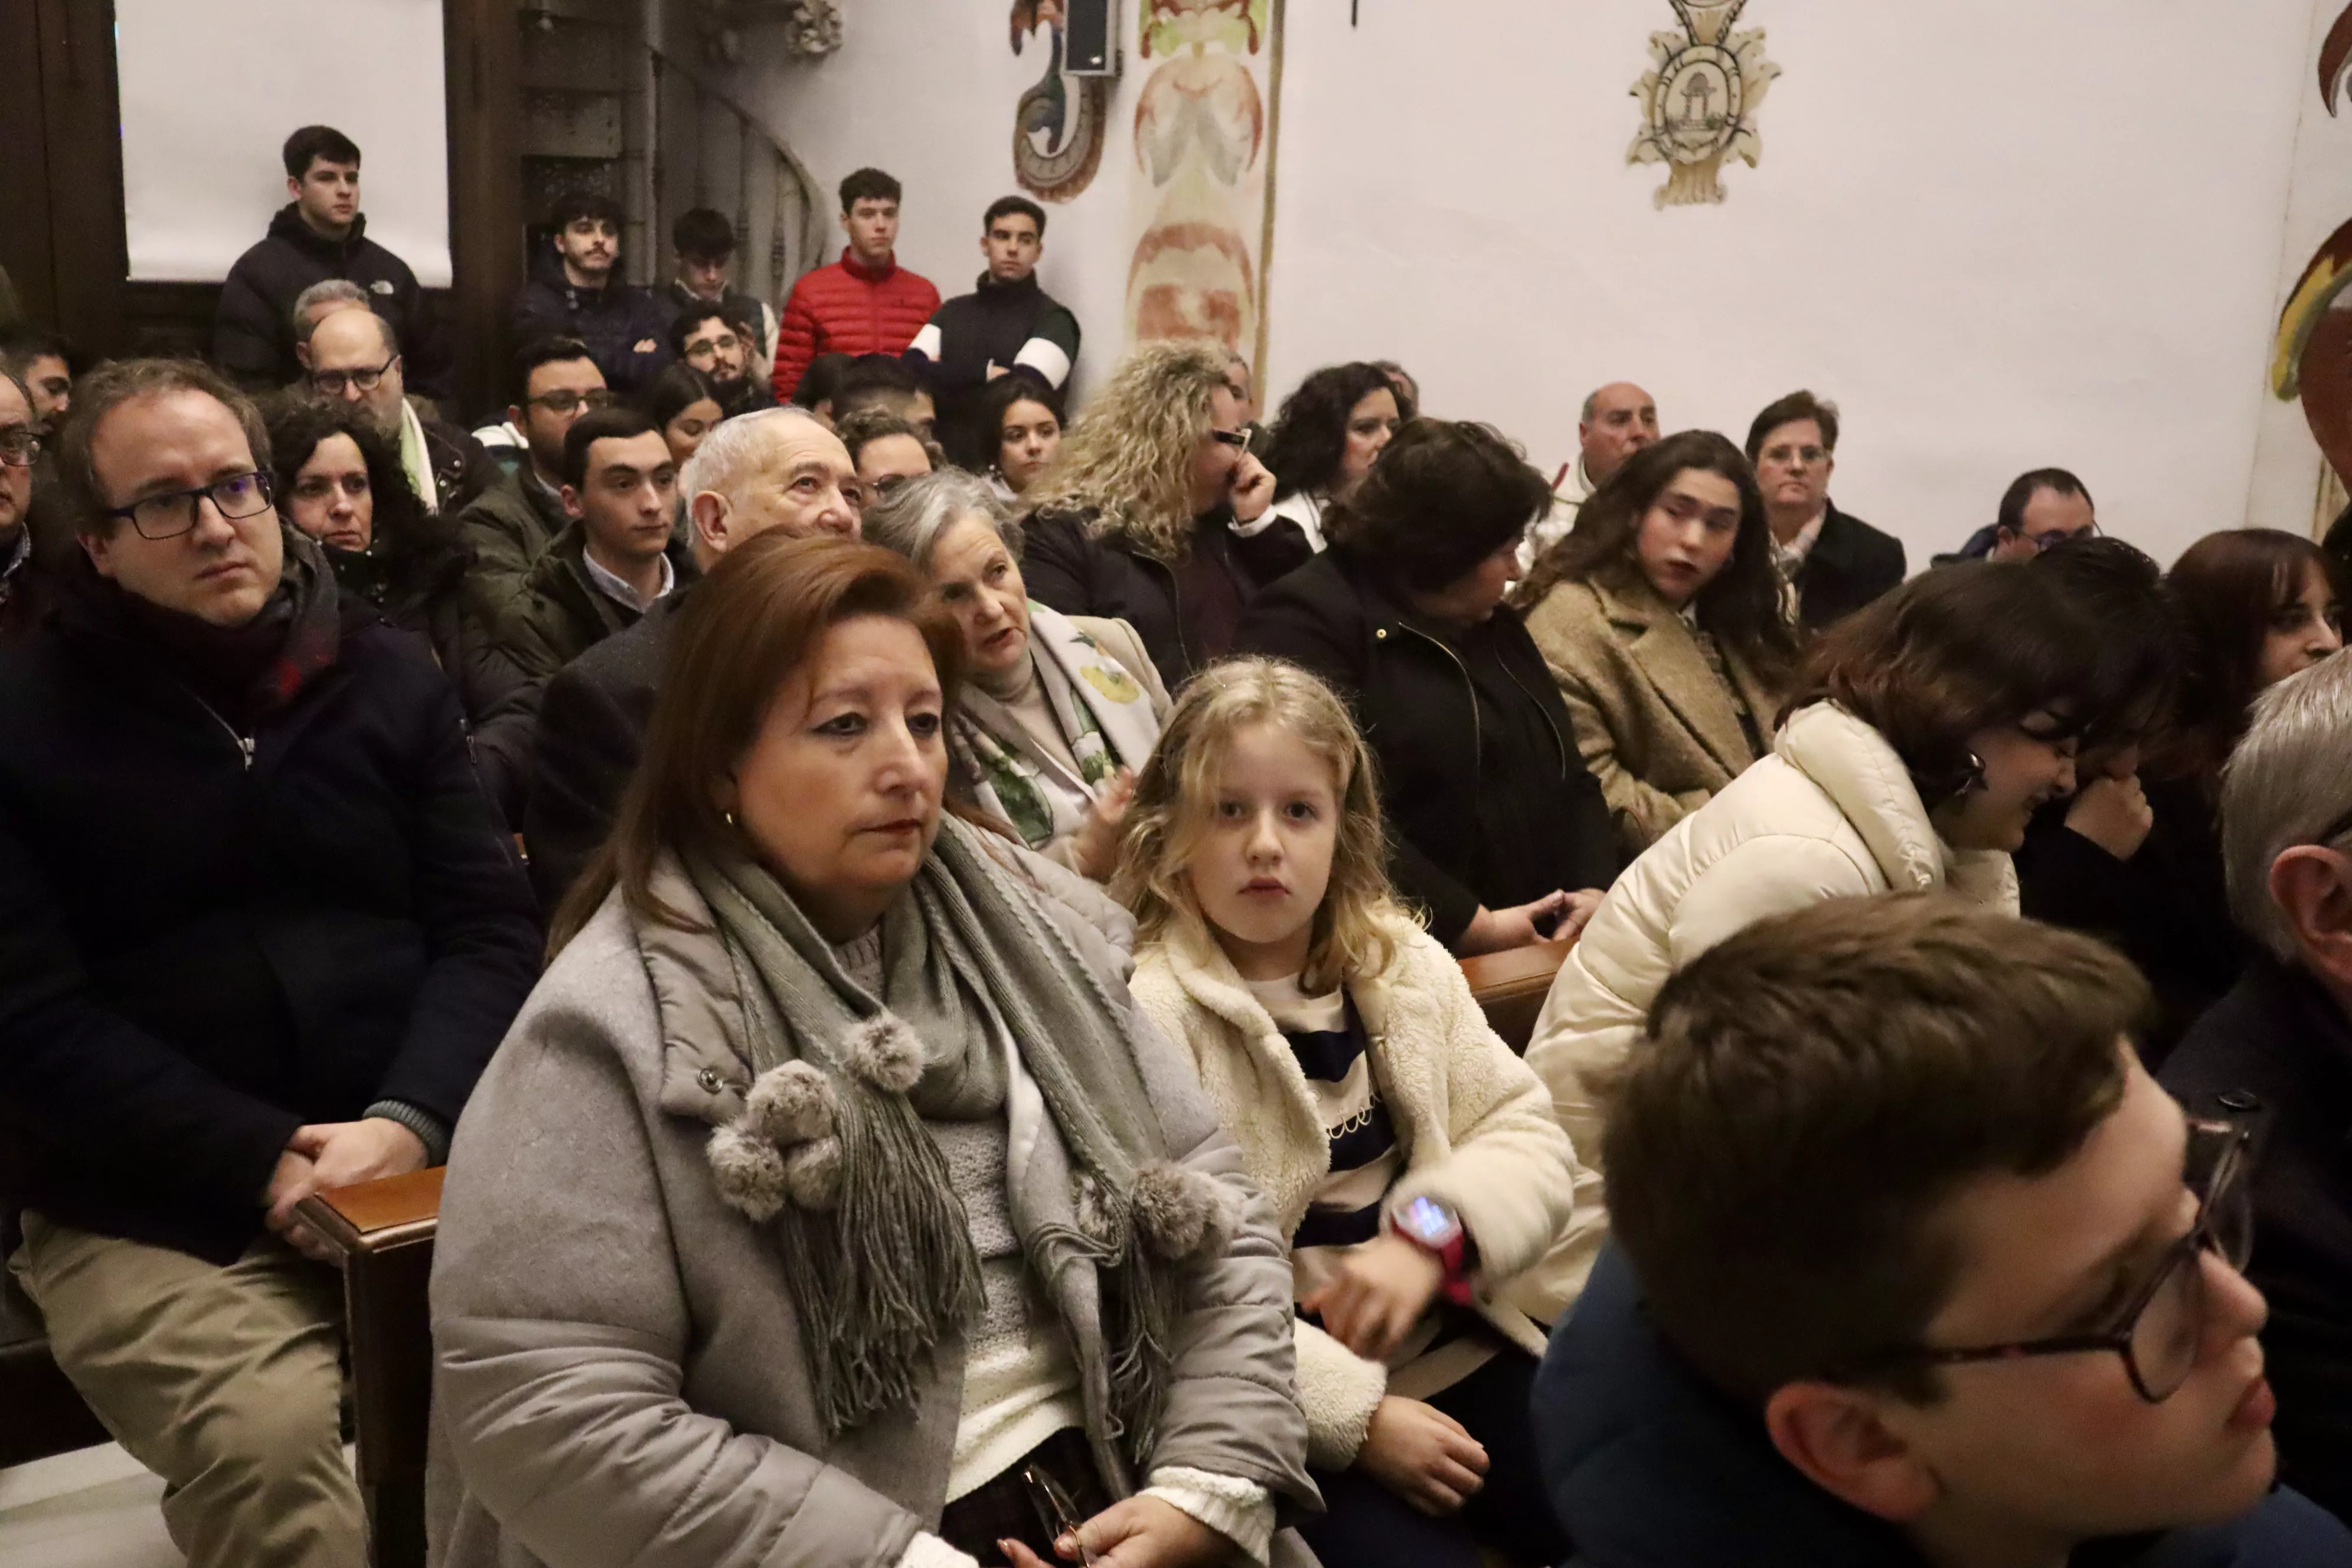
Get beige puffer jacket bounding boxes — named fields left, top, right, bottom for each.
left=1132, top=919, right=1598, bottom=1471
left=1518, top=701, right=2018, bottom=1292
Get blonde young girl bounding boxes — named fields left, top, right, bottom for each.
left=1117, top=658, right=1592, bottom=1568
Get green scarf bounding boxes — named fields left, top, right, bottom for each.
left=687, top=816, right=1237, bottom=1448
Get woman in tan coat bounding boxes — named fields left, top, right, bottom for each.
left=1520, top=430, right=1802, bottom=855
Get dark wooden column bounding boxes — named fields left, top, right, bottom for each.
left=0, top=0, right=129, bottom=354
left=446, top=0, right=527, bottom=419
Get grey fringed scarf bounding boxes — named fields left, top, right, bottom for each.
left=688, top=816, right=1236, bottom=1449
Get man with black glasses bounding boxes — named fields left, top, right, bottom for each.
left=301, top=305, right=495, bottom=514
left=0, top=359, right=538, bottom=1568
left=2167, top=654, right=2352, bottom=1528
left=1535, top=894, right=2352, bottom=1566
left=670, top=302, right=775, bottom=416
left=454, top=337, right=613, bottom=609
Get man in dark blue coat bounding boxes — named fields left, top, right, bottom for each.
left=211, top=125, right=452, bottom=398
left=510, top=192, right=674, bottom=396
left=0, top=359, right=540, bottom=1566
left=1537, top=896, right=2352, bottom=1568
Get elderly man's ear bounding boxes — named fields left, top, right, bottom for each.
left=691, top=491, right=733, bottom=558
left=2270, top=845, right=2352, bottom=988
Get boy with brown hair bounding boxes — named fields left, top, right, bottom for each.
left=1535, top=894, right=2352, bottom=1566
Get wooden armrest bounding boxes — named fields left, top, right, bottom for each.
left=295, top=1167, right=445, bottom=1259
left=1457, top=934, right=1574, bottom=1001
left=1457, top=935, right=1575, bottom=1054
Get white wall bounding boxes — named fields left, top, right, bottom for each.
left=733, top=0, right=2324, bottom=567
left=116, top=0, right=451, bottom=285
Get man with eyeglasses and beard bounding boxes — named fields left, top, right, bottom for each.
left=300, top=305, right=497, bottom=514
left=453, top=338, right=614, bottom=613
left=0, top=359, right=539, bottom=1568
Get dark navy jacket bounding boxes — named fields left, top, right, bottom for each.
left=1536, top=1247, right=2352, bottom=1567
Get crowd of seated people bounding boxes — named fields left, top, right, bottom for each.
left=13, top=109, right=2352, bottom=1568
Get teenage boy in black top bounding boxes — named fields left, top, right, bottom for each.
left=213, top=125, right=451, bottom=397
left=907, top=196, right=1080, bottom=450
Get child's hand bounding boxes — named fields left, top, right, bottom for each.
left=1072, top=770, right=1138, bottom=883
left=1302, top=1233, right=1445, bottom=1361
left=1355, top=1396, right=1488, bottom=1516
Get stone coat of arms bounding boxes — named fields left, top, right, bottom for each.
left=1629, top=0, right=1781, bottom=208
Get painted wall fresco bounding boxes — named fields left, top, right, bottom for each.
left=1010, top=1, right=1110, bottom=202
left=1122, top=0, right=1276, bottom=353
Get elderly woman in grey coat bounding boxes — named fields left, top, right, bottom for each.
left=427, top=533, right=1315, bottom=1568
left=863, top=471, right=1171, bottom=884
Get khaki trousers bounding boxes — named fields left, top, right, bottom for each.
left=8, top=1211, right=365, bottom=1568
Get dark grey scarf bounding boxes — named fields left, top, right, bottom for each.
left=688, top=816, right=1236, bottom=1449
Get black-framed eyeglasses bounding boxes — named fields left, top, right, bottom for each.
left=1208, top=427, right=1249, bottom=448
left=2030, top=522, right=2103, bottom=553
left=1870, top=1110, right=2257, bottom=1404
left=310, top=355, right=398, bottom=397
left=104, top=471, right=276, bottom=541
left=0, top=429, right=38, bottom=468
left=526, top=387, right=618, bottom=416
left=1021, top=1464, right=1095, bottom=1565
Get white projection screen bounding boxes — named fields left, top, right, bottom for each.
left=116, top=0, right=452, bottom=285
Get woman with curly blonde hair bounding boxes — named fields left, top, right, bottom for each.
left=1119, top=655, right=1586, bottom=1568
left=1023, top=341, right=1311, bottom=688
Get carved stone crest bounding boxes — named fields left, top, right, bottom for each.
left=1629, top=0, right=1780, bottom=208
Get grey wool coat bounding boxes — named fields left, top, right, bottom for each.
left=426, top=856, right=1318, bottom=1568
left=1523, top=574, right=1787, bottom=858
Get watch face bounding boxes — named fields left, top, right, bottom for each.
left=1398, top=1195, right=1461, bottom=1248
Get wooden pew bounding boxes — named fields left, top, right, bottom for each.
left=1456, top=934, right=1574, bottom=1053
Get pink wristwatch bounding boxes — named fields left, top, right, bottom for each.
left=1389, top=1195, right=1475, bottom=1306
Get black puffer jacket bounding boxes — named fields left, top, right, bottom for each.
left=0, top=554, right=541, bottom=1263
left=211, top=204, right=451, bottom=396
left=509, top=246, right=674, bottom=395
left=1236, top=547, right=1621, bottom=945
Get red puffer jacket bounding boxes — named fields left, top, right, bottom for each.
left=771, top=250, right=941, bottom=398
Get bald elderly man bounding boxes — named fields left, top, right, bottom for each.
left=1522, top=380, right=1660, bottom=570
left=521, top=406, right=861, bottom=906
left=300, top=305, right=498, bottom=514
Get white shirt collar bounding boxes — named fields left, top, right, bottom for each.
left=583, top=545, right=674, bottom=613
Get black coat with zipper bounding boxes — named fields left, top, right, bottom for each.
left=1236, top=547, right=1622, bottom=946
left=211, top=204, right=452, bottom=397
left=1021, top=503, right=1312, bottom=691
left=0, top=560, right=541, bottom=1263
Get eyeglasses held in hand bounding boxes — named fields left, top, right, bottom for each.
left=310, top=355, right=398, bottom=397
left=1021, top=1464, right=1095, bottom=1565
left=1869, top=1108, right=2258, bottom=1403
left=0, top=429, right=39, bottom=468
left=527, top=388, right=618, bottom=416
left=103, top=471, right=276, bottom=541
